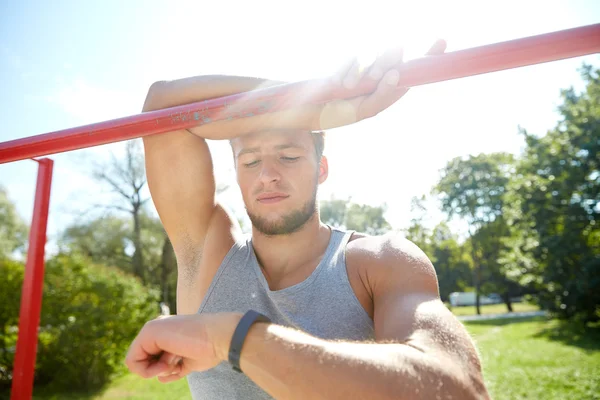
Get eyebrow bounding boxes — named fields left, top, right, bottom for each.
left=237, top=144, right=306, bottom=157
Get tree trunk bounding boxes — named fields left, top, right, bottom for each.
left=160, top=236, right=171, bottom=306
left=475, top=270, right=481, bottom=315
left=503, top=286, right=513, bottom=312
left=470, top=237, right=481, bottom=315
left=160, top=233, right=177, bottom=309
left=132, top=208, right=144, bottom=283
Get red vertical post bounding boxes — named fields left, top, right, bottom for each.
left=10, top=158, right=54, bottom=400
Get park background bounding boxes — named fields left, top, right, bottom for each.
left=1, top=0, right=599, bottom=399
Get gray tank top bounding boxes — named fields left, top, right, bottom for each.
left=186, top=227, right=375, bottom=399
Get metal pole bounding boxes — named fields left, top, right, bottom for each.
left=0, top=23, right=598, bottom=164
left=10, top=159, right=54, bottom=400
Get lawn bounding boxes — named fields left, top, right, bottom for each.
left=29, top=315, right=599, bottom=400
left=468, top=317, right=599, bottom=399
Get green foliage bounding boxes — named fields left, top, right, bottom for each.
left=502, top=64, right=600, bottom=322
left=59, top=211, right=177, bottom=309
left=0, top=186, right=28, bottom=258
left=404, top=196, right=433, bottom=255
left=0, top=255, right=160, bottom=392
left=138, top=212, right=174, bottom=294
left=403, top=214, right=472, bottom=302
left=471, top=217, right=523, bottom=307
left=435, top=152, right=515, bottom=226
left=0, top=259, right=25, bottom=383
left=60, top=216, right=132, bottom=272
left=429, top=223, right=472, bottom=302
left=434, top=152, right=518, bottom=311
left=320, top=197, right=391, bottom=235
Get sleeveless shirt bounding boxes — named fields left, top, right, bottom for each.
left=186, top=227, right=375, bottom=399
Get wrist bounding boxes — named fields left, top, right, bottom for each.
left=212, top=313, right=244, bottom=362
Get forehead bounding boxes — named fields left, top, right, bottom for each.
left=231, top=130, right=313, bottom=156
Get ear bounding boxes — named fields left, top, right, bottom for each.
left=318, top=155, right=329, bottom=184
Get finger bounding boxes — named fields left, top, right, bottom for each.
left=139, top=353, right=183, bottom=379
left=426, top=39, right=447, bottom=55
left=156, top=351, right=182, bottom=373
left=145, top=350, right=184, bottom=378
left=146, top=359, right=177, bottom=378
left=125, top=322, right=166, bottom=376
left=357, top=69, right=408, bottom=120
left=366, top=46, right=404, bottom=81
left=331, top=57, right=357, bottom=86
left=157, top=370, right=185, bottom=384
left=342, top=58, right=366, bottom=90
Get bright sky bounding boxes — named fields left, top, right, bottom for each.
left=0, top=0, right=599, bottom=248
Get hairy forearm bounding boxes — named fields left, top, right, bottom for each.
left=216, top=321, right=481, bottom=400
left=143, top=75, right=283, bottom=111
left=142, top=75, right=322, bottom=140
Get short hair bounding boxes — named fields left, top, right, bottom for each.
left=310, top=130, right=326, bottom=160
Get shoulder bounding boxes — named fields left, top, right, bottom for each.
left=346, top=231, right=439, bottom=296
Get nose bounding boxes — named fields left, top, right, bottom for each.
left=258, top=159, right=281, bottom=185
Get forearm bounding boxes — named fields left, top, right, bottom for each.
left=142, top=75, right=322, bottom=140
left=143, top=75, right=284, bottom=111
left=216, top=320, right=480, bottom=400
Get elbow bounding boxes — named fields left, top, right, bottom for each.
left=458, top=370, right=490, bottom=400
left=425, top=360, right=490, bottom=400
left=142, top=80, right=169, bottom=112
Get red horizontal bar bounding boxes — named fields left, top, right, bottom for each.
left=1, top=23, right=599, bottom=164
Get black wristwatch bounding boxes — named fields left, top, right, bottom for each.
left=228, top=310, right=271, bottom=373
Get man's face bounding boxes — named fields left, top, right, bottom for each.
left=231, top=130, right=328, bottom=235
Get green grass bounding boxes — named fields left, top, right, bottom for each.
left=30, top=372, right=192, bottom=400
left=466, top=317, right=600, bottom=399
left=27, top=316, right=599, bottom=400
left=92, top=374, right=191, bottom=400
left=448, top=301, right=540, bottom=316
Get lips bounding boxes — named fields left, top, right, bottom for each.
left=257, top=192, right=289, bottom=203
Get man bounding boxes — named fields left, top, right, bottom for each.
left=125, top=41, right=490, bottom=399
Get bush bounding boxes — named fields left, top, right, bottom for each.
left=0, top=258, right=24, bottom=385
left=0, top=254, right=160, bottom=392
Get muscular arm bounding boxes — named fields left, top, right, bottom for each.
left=142, top=76, right=288, bottom=314
left=141, top=72, right=385, bottom=314
left=210, top=235, right=489, bottom=399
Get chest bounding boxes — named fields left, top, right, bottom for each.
left=197, top=249, right=375, bottom=341
left=259, top=252, right=374, bottom=321
left=182, top=240, right=375, bottom=323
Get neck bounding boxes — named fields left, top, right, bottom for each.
left=251, top=214, right=331, bottom=285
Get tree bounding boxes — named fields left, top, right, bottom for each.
left=139, top=212, right=177, bottom=308
left=434, top=152, right=516, bottom=314
left=404, top=195, right=434, bottom=256
left=0, top=187, right=28, bottom=259
left=470, top=217, right=521, bottom=311
left=92, top=140, right=149, bottom=282
left=502, top=64, right=600, bottom=322
left=428, top=222, right=472, bottom=302
left=320, top=197, right=392, bottom=235
left=59, top=210, right=178, bottom=308
left=60, top=215, right=131, bottom=272
left=0, top=258, right=24, bottom=385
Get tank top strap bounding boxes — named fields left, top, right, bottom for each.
left=329, top=228, right=354, bottom=266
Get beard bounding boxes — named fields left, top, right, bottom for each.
left=247, top=190, right=318, bottom=236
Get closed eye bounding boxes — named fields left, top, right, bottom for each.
left=243, top=160, right=260, bottom=167
left=281, top=157, right=300, bottom=162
